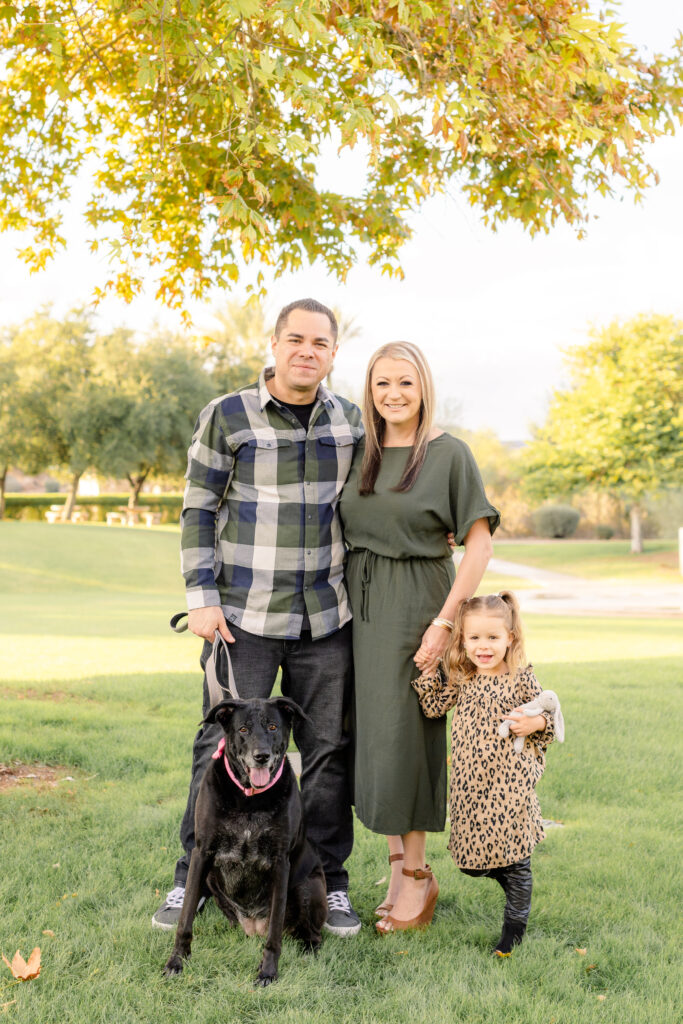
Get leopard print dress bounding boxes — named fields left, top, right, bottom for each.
left=411, top=665, right=555, bottom=869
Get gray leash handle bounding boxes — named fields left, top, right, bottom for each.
left=170, top=612, right=240, bottom=708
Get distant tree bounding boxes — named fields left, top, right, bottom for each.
left=5, top=311, right=128, bottom=520
left=0, top=338, right=20, bottom=517
left=522, top=315, right=683, bottom=552
left=200, top=300, right=269, bottom=396
left=110, top=335, right=216, bottom=508
left=1, top=2, right=681, bottom=311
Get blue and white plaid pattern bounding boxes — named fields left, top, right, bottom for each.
left=181, top=368, right=364, bottom=639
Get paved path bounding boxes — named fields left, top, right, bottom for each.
left=454, top=553, right=683, bottom=617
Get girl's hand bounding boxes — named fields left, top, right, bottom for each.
left=413, top=624, right=450, bottom=675
left=502, top=710, right=546, bottom=738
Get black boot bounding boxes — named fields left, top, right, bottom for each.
left=490, top=858, right=532, bottom=956
left=493, top=919, right=527, bottom=956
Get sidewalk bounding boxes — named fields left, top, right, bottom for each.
left=455, top=554, right=683, bottom=617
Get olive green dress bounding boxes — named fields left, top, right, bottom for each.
left=339, top=433, right=500, bottom=835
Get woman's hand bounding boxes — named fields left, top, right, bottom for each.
left=501, top=710, right=546, bottom=738
left=413, top=624, right=451, bottom=675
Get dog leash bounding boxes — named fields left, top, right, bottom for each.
left=170, top=612, right=239, bottom=707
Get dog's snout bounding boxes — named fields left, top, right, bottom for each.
left=253, top=752, right=270, bottom=765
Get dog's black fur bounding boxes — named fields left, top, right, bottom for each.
left=163, top=697, right=327, bottom=986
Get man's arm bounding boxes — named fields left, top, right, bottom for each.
left=180, top=400, right=235, bottom=643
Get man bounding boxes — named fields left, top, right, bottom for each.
left=152, top=298, right=364, bottom=936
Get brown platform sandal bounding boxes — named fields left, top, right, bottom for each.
left=375, top=865, right=439, bottom=934
left=374, top=853, right=404, bottom=918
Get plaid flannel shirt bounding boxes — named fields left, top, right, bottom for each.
left=181, top=368, right=364, bottom=640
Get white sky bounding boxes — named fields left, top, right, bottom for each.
left=1, top=0, right=681, bottom=440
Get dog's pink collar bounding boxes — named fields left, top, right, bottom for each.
left=212, top=737, right=284, bottom=797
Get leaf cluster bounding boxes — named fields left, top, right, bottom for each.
left=1, top=0, right=681, bottom=310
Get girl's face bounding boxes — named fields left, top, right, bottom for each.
left=370, top=357, right=422, bottom=432
left=462, top=612, right=513, bottom=675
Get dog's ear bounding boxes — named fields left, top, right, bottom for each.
left=203, top=699, right=245, bottom=728
left=271, top=697, right=315, bottom=732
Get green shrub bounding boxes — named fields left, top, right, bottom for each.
left=532, top=504, right=580, bottom=538
left=3, top=493, right=183, bottom=522
left=596, top=524, right=615, bottom=540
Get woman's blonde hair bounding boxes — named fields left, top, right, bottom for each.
left=359, top=341, right=435, bottom=495
left=447, top=591, right=526, bottom=681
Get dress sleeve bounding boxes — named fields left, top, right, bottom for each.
left=514, top=666, right=555, bottom=750
left=448, top=439, right=500, bottom=545
left=410, top=670, right=459, bottom=718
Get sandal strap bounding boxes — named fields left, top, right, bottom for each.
left=388, top=853, right=404, bottom=864
left=402, top=864, right=433, bottom=880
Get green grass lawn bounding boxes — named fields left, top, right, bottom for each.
left=1, top=523, right=682, bottom=1024
left=493, top=538, right=680, bottom=582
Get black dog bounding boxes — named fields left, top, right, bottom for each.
left=163, top=697, right=327, bottom=986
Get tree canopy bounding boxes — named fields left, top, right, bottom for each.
left=2, top=1, right=681, bottom=313
left=522, top=314, right=683, bottom=551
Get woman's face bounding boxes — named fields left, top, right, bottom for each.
left=371, top=357, right=423, bottom=431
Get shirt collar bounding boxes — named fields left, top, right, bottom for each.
left=258, top=366, right=335, bottom=412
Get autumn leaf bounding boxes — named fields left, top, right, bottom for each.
left=575, top=947, right=587, bottom=955
left=1, top=947, right=41, bottom=981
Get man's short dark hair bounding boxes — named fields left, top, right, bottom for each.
left=274, top=299, right=338, bottom=342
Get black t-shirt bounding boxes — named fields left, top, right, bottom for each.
left=278, top=398, right=317, bottom=431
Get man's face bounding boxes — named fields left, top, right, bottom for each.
left=270, top=309, right=337, bottom=402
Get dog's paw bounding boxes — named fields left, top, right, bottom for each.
left=163, top=954, right=185, bottom=977
left=254, top=970, right=277, bottom=987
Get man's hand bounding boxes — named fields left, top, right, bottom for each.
left=187, top=607, right=235, bottom=643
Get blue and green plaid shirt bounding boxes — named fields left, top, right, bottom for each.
left=181, top=368, right=364, bottom=639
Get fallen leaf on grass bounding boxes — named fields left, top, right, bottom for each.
left=575, top=948, right=587, bottom=955
left=1, top=1001, right=17, bottom=1013
left=2, top=948, right=41, bottom=981
left=375, top=875, right=387, bottom=886
left=586, top=964, right=597, bottom=971
left=41, top=931, right=54, bottom=938
left=597, top=995, right=606, bottom=1001
left=395, top=951, right=408, bottom=955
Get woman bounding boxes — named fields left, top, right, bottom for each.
left=339, top=342, right=499, bottom=934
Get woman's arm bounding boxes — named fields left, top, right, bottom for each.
left=413, top=517, right=493, bottom=674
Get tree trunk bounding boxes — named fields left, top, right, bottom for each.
left=0, top=464, right=7, bottom=519
left=127, top=470, right=149, bottom=510
left=61, top=472, right=81, bottom=521
left=629, top=504, right=643, bottom=554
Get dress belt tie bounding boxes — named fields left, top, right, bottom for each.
left=359, top=549, right=376, bottom=623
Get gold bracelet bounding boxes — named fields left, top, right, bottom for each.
left=430, top=617, right=454, bottom=633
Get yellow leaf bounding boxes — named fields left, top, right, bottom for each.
left=1, top=947, right=41, bottom=981
left=575, top=947, right=587, bottom=954
left=41, top=930, right=55, bottom=937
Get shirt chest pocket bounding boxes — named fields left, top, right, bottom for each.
left=237, top=436, right=293, bottom=478
left=317, top=433, right=355, bottom=479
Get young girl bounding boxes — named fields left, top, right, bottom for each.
left=411, top=591, right=557, bottom=955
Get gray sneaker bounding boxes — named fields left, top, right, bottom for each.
left=323, top=890, right=361, bottom=937
left=151, top=886, right=206, bottom=931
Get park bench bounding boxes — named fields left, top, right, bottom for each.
left=45, top=504, right=87, bottom=523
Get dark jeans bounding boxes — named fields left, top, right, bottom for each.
left=175, top=622, right=354, bottom=893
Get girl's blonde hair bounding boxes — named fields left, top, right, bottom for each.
left=448, top=591, right=526, bottom=681
left=359, top=341, right=435, bottom=495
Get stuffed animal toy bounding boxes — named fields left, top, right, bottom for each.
left=498, top=690, right=565, bottom=752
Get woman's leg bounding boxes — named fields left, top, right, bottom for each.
left=375, top=836, right=404, bottom=915
left=380, top=830, right=432, bottom=922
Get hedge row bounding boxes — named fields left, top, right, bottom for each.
left=3, top=493, right=183, bottom=523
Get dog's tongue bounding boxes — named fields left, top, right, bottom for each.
left=249, top=767, right=271, bottom=789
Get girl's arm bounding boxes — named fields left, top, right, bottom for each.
left=506, top=667, right=556, bottom=748
left=410, top=671, right=459, bottom=719
left=414, top=517, right=493, bottom=674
